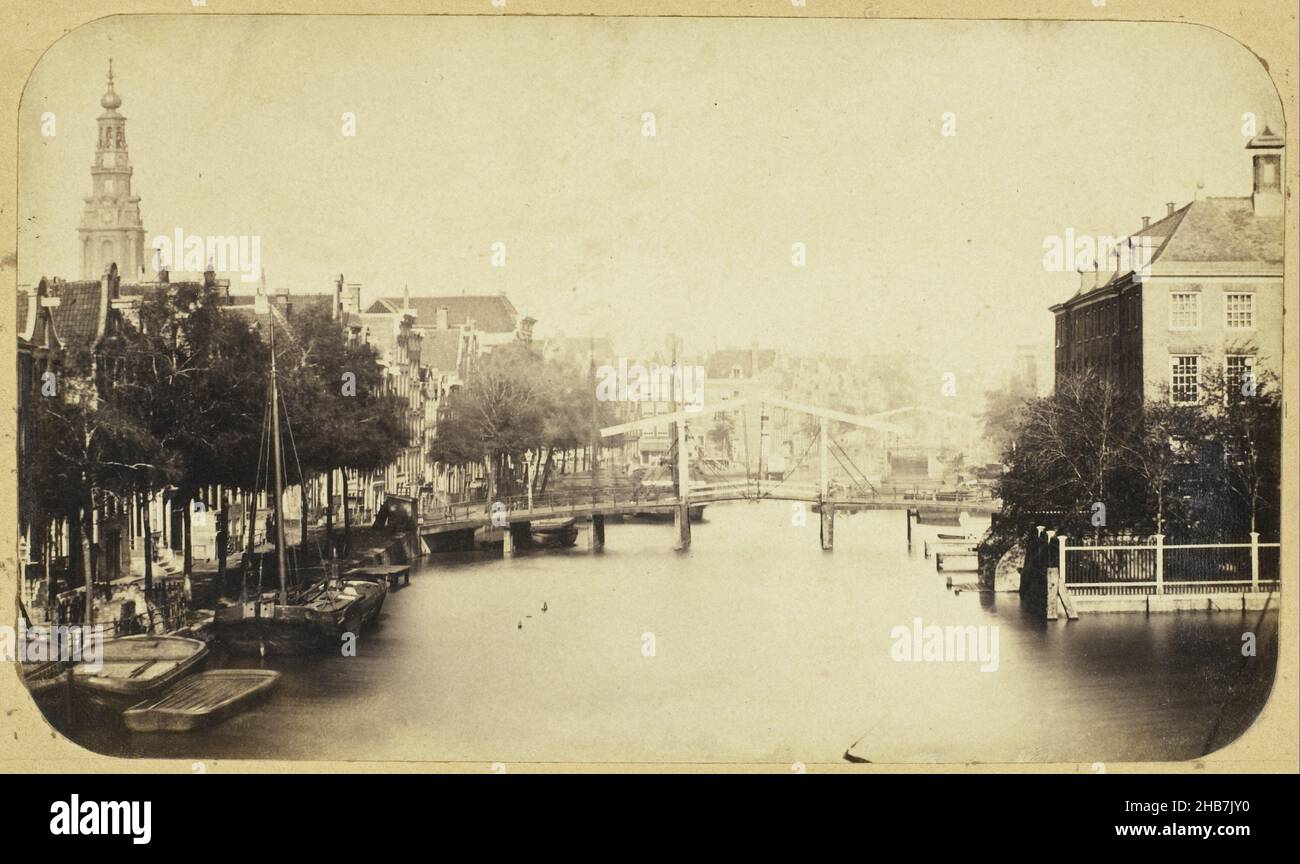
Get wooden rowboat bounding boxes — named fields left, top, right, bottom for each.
left=331, top=580, right=386, bottom=628
left=22, top=660, right=73, bottom=724
left=71, top=635, right=208, bottom=715
left=631, top=505, right=706, bottom=523
left=530, top=517, right=578, bottom=548
left=344, top=565, right=411, bottom=590
left=123, top=669, right=281, bottom=733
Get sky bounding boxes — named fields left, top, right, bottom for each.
left=16, top=16, right=1283, bottom=395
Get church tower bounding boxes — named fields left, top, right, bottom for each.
left=79, top=60, right=146, bottom=280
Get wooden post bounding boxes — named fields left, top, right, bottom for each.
left=1154, top=533, right=1165, bottom=595
left=672, top=335, right=691, bottom=552
left=1054, top=534, right=1076, bottom=619
left=216, top=496, right=229, bottom=594
left=820, top=502, right=834, bottom=551
left=1250, top=531, right=1260, bottom=591
left=819, top=415, right=828, bottom=501
left=591, top=514, right=605, bottom=551
left=905, top=508, right=913, bottom=551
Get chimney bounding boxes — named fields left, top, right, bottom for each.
left=1166, top=202, right=1176, bottom=216
left=1078, top=267, right=1089, bottom=293
left=436, top=306, right=449, bottom=329
left=1247, top=125, right=1284, bottom=217
left=1141, top=216, right=1150, bottom=229
left=333, top=274, right=343, bottom=321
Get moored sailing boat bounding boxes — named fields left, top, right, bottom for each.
left=213, top=286, right=365, bottom=657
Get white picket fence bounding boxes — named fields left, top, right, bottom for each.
left=1059, top=533, right=1281, bottom=596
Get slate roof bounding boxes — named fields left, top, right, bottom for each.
left=1061, top=197, right=1283, bottom=306
left=366, top=294, right=518, bottom=333
left=1156, top=197, right=1283, bottom=265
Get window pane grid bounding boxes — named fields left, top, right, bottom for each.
left=1169, top=293, right=1200, bottom=330
left=1226, top=355, right=1254, bottom=395
left=1225, top=293, right=1254, bottom=329
left=1170, top=355, right=1200, bottom=403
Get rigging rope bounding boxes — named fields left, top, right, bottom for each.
left=758, top=430, right=819, bottom=497
left=250, top=389, right=272, bottom=601
left=827, top=432, right=877, bottom=496
left=280, top=385, right=330, bottom=585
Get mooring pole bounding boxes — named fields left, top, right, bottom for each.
left=672, top=334, right=691, bottom=551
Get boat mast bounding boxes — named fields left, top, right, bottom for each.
left=268, top=279, right=290, bottom=606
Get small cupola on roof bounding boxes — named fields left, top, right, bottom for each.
left=1247, top=125, right=1283, bottom=218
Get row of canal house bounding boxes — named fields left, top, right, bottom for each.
left=16, top=265, right=242, bottom=605
left=15, top=258, right=536, bottom=603
left=364, top=290, right=533, bottom=509
left=581, top=340, right=992, bottom=486
left=226, top=285, right=534, bottom=533
left=15, top=66, right=540, bottom=603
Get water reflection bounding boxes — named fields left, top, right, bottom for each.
left=54, top=503, right=1277, bottom=764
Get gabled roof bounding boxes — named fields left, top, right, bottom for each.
left=220, top=293, right=335, bottom=342
left=1056, top=196, right=1283, bottom=308
left=366, top=294, right=518, bottom=333
left=423, top=329, right=466, bottom=375
left=705, top=348, right=778, bottom=379
left=46, top=280, right=106, bottom=348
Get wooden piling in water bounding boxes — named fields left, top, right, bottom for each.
left=820, top=502, right=834, bottom=551
left=673, top=503, right=691, bottom=551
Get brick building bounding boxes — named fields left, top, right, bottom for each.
left=1050, top=128, right=1284, bottom=403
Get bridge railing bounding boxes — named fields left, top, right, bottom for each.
left=418, top=479, right=997, bottom=525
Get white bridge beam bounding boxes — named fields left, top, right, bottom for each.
left=599, top=395, right=903, bottom=438
left=599, top=396, right=758, bottom=438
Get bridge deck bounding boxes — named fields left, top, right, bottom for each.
left=418, top=487, right=999, bottom=535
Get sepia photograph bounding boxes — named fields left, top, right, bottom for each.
left=1, top=1, right=1295, bottom=801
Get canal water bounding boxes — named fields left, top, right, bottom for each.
left=64, top=502, right=1277, bottom=765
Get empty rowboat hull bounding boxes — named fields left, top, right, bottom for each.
left=71, top=636, right=209, bottom=715
left=123, top=669, right=281, bottom=733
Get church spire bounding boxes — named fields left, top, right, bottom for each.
left=79, top=60, right=145, bottom=279
left=101, top=58, right=122, bottom=112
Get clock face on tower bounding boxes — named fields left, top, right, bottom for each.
left=101, top=210, right=114, bottom=224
